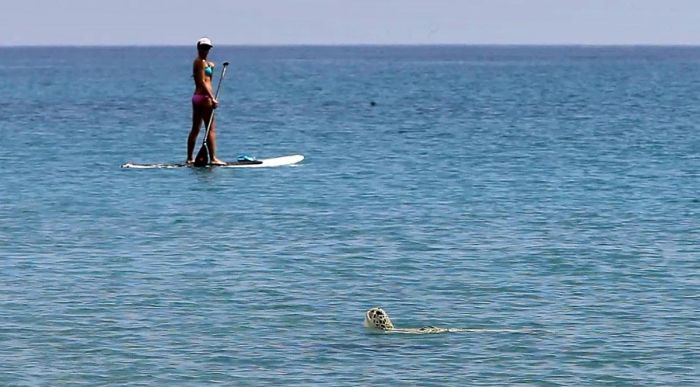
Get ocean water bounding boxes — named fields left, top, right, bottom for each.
left=0, top=46, right=698, bottom=385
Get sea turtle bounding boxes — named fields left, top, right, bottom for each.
left=364, top=307, right=452, bottom=334
left=364, top=307, right=536, bottom=334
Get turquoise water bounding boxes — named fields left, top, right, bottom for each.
left=0, top=46, right=698, bottom=385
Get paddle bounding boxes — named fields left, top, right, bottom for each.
left=194, top=61, right=230, bottom=167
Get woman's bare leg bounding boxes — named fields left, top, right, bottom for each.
left=202, top=107, right=225, bottom=165
left=187, top=103, right=204, bottom=163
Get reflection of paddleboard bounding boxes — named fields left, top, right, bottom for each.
left=121, top=154, right=304, bottom=169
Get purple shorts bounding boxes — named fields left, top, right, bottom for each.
left=192, top=94, right=210, bottom=107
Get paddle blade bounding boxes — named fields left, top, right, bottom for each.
left=193, top=144, right=209, bottom=167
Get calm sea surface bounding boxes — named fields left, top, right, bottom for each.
left=0, top=46, right=698, bottom=385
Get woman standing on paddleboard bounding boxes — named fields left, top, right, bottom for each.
left=187, top=37, right=225, bottom=165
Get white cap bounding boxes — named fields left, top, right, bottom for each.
left=197, top=37, right=213, bottom=48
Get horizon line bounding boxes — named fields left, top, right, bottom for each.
left=3, top=43, right=700, bottom=49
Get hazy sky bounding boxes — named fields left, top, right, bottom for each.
left=2, top=0, right=700, bottom=46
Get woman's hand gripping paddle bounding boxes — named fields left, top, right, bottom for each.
left=194, top=62, right=230, bottom=167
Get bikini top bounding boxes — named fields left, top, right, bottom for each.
left=204, top=65, right=213, bottom=77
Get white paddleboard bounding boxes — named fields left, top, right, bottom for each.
left=121, top=154, right=304, bottom=169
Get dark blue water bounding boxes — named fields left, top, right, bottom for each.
left=1, top=46, right=698, bottom=385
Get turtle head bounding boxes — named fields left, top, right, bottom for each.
left=364, top=307, right=394, bottom=331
